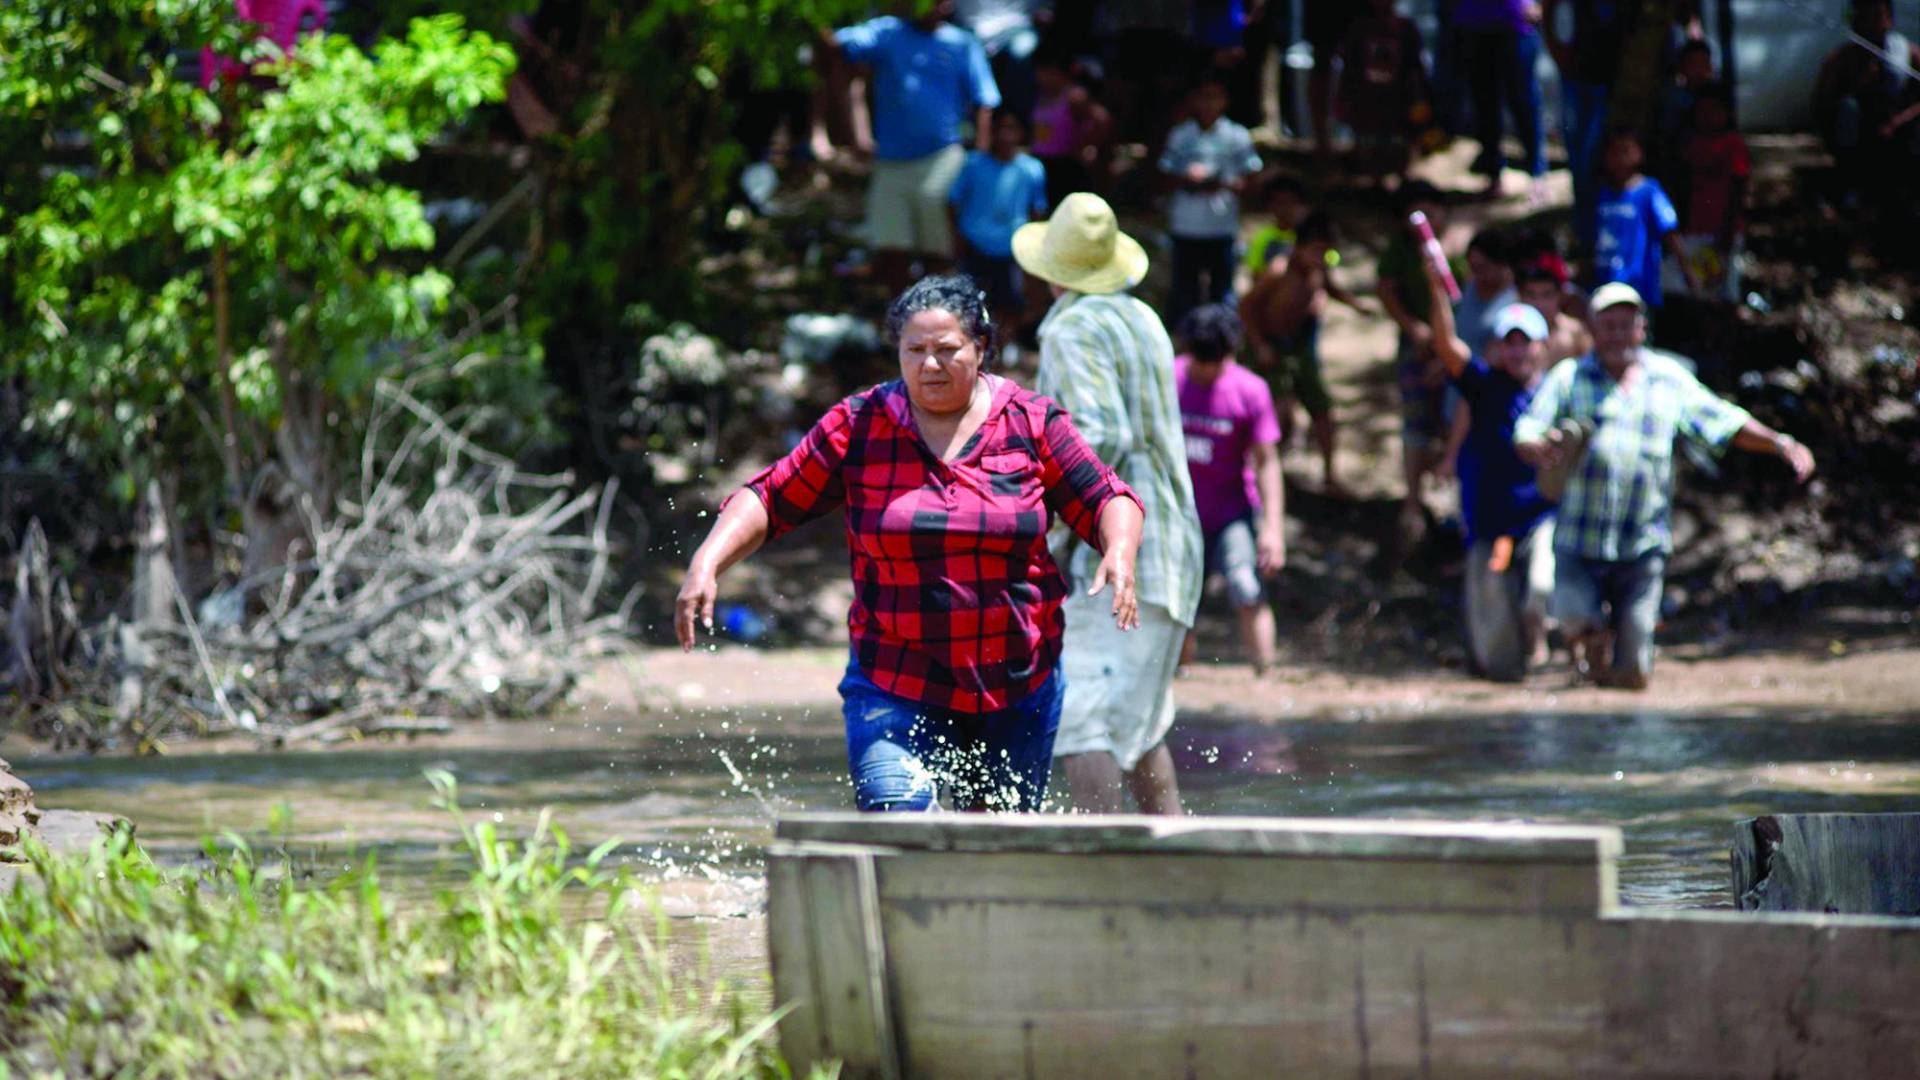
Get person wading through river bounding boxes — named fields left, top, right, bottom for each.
left=1513, top=282, right=1817, bottom=689
left=1016, top=193, right=1204, bottom=815
left=675, top=275, right=1146, bottom=812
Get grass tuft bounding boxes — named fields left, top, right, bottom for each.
left=0, top=770, right=832, bottom=1079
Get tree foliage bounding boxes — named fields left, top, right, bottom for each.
left=342, top=0, right=872, bottom=480
left=0, top=2, right=515, bottom=525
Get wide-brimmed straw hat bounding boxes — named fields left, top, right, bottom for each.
left=1012, top=192, right=1149, bottom=295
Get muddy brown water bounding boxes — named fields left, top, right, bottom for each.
left=14, top=707, right=1920, bottom=982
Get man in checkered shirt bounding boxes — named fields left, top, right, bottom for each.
left=1514, top=283, right=1816, bottom=689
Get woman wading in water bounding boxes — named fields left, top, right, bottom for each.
left=675, top=276, right=1146, bottom=812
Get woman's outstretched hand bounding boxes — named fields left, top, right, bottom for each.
left=1087, top=547, right=1139, bottom=631
left=674, top=493, right=772, bottom=650
left=1088, top=495, right=1145, bottom=631
left=675, top=564, right=719, bottom=651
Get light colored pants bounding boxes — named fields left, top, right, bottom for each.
left=865, top=143, right=966, bottom=256
left=1053, top=597, right=1184, bottom=770
left=1463, top=519, right=1555, bottom=683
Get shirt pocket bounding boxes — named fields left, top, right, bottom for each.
left=979, top=449, right=1041, bottom=499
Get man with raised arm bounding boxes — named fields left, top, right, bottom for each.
left=1420, top=257, right=1555, bottom=683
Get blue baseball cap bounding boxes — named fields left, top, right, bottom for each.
left=1492, top=302, right=1551, bottom=343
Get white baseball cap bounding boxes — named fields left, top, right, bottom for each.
left=1589, top=281, right=1647, bottom=313
left=1492, top=303, right=1551, bottom=342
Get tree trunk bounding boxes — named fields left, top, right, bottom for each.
left=131, top=479, right=181, bottom=630
left=6, top=519, right=81, bottom=702
left=210, top=241, right=248, bottom=504
left=242, top=321, right=329, bottom=607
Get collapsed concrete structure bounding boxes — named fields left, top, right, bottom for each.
left=768, top=813, right=1920, bottom=1079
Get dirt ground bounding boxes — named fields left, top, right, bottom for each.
left=602, top=625, right=1920, bottom=724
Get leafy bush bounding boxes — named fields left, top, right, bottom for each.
left=0, top=3, right=523, bottom=530
left=0, top=772, right=828, bottom=1079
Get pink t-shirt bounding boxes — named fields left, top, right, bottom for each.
left=1030, top=91, right=1082, bottom=157
left=1175, top=355, right=1282, bottom=535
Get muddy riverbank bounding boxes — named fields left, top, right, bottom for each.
left=615, top=630, right=1920, bottom=723
left=8, top=639, right=1920, bottom=989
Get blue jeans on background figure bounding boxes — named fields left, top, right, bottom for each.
left=1168, top=235, right=1237, bottom=332
left=839, top=658, right=1063, bottom=812
left=1561, top=79, right=1611, bottom=254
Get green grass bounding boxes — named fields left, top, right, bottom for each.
left=0, top=772, right=831, bottom=1079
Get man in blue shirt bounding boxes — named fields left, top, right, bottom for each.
left=824, top=3, right=1001, bottom=294
left=1593, top=128, right=1694, bottom=310
left=1422, top=259, right=1556, bottom=682
left=949, top=110, right=1048, bottom=333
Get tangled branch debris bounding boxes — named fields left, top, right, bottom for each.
left=6, top=380, right=636, bottom=752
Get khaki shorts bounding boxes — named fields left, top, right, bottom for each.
left=1052, top=597, right=1185, bottom=770
left=867, top=143, right=967, bottom=256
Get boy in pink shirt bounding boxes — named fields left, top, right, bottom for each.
left=1174, top=304, right=1286, bottom=675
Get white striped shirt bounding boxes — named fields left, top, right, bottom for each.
left=1036, top=291, right=1204, bottom=626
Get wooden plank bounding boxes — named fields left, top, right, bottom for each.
left=1598, top=910, right=1920, bottom=1078
left=877, top=850, right=1608, bottom=918
left=763, top=851, right=825, bottom=1071
left=870, top=851, right=1608, bottom=1077
left=764, top=843, right=901, bottom=1080
left=777, top=813, right=1622, bottom=865
left=1732, top=813, right=1920, bottom=915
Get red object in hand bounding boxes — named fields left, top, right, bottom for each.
left=1487, top=535, right=1515, bottom=574
left=1410, top=211, right=1462, bottom=303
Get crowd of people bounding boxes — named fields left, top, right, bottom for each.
left=671, top=0, right=1894, bottom=815
left=792, top=0, right=1822, bottom=304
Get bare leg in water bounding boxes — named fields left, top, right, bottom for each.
left=1126, top=743, right=1183, bottom=815
left=1236, top=602, right=1277, bottom=674
left=1061, top=751, right=1127, bottom=814
left=1061, top=745, right=1183, bottom=816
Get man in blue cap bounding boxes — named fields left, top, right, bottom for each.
left=1422, top=261, right=1558, bottom=682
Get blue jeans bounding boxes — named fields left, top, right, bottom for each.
left=839, top=658, right=1062, bottom=812
left=1560, top=79, right=1611, bottom=254
left=1550, top=551, right=1665, bottom=679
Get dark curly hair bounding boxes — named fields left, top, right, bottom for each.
left=883, top=273, right=998, bottom=366
left=1178, top=303, right=1243, bottom=363
left=1295, top=209, right=1338, bottom=248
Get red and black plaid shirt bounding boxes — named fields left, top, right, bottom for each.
left=740, top=375, right=1139, bottom=713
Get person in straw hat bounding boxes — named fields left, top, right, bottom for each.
left=1015, top=193, right=1204, bottom=815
